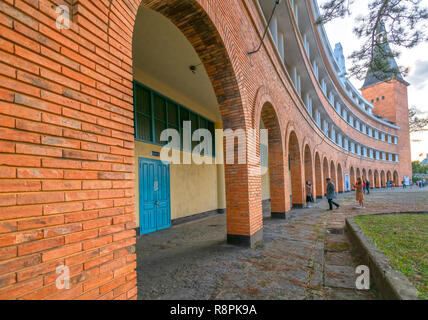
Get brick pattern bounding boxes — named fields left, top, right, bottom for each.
left=361, top=80, right=412, bottom=182
left=314, top=153, right=323, bottom=197
left=303, top=145, right=314, bottom=198
left=288, top=132, right=304, bottom=205
left=261, top=103, right=288, bottom=213
left=0, top=0, right=410, bottom=299
left=337, top=164, right=344, bottom=192
left=0, top=0, right=137, bottom=300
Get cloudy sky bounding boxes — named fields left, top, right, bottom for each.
left=320, top=0, right=428, bottom=161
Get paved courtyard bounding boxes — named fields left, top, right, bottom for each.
left=136, top=188, right=428, bottom=300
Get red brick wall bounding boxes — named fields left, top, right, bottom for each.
left=0, top=0, right=137, bottom=300
left=361, top=80, right=412, bottom=181
left=0, top=0, right=410, bottom=299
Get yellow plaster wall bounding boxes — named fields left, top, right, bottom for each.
left=133, top=58, right=225, bottom=226
left=134, top=141, right=224, bottom=225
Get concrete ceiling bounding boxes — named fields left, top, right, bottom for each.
left=132, top=6, right=220, bottom=122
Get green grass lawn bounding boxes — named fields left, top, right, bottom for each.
left=354, top=214, right=428, bottom=300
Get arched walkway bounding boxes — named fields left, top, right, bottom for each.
left=374, top=170, right=380, bottom=188
left=368, top=170, right=374, bottom=188
left=131, top=0, right=262, bottom=246
left=387, top=171, right=392, bottom=185
left=381, top=171, right=386, bottom=187
left=260, top=103, right=288, bottom=219
left=394, top=171, right=399, bottom=186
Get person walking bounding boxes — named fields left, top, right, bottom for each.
left=305, top=180, right=313, bottom=208
left=326, top=178, right=340, bottom=211
left=366, top=178, right=370, bottom=195
left=355, top=177, right=365, bottom=209
left=363, top=180, right=366, bottom=194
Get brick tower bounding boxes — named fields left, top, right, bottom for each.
left=361, top=23, right=412, bottom=183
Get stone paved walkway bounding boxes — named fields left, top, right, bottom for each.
left=136, top=188, right=428, bottom=300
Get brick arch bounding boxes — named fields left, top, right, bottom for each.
left=374, top=170, right=380, bottom=188
left=314, top=152, right=323, bottom=199
left=393, top=171, right=399, bottom=185
left=301, top=137, right=312, bottom=160
left=387, top=171, right=392, bottom=184
left=253, top=86, right=281, bottom=130
left=259, top=102, right=284, bottom=148
left=284, top=121, right=299, bottom=147
left=356, top=168, right=361, bottom=180
left=120, top=1, right=264, bottom=245
left=127, top=0, right=248, bottom=130
left=368, top=169, right=374, bottom=188
left=259, top=101, right=289, bottom=218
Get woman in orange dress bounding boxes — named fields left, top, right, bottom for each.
left=355, top=177, right=365, bottom=208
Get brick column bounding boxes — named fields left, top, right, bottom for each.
left=260, top=105, right=289, bottom=220
left=225, top=162, right=264, bottom=248
left=315, top=153, right=323, bottom=199
left=337, top=164, right=344, bottom=193
left=269, top=139, right=289, bottom=219
left=289, top=133, right=304, bottom=207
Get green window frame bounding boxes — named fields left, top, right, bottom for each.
left=133, top=80, right=216, bottom=157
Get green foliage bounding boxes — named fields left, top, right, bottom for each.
left=412, top=161, right=428, bottom=174
left=317, top=0, right=428, bottom=80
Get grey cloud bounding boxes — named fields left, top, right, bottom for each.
left=407, top=60, right=428, bottom=90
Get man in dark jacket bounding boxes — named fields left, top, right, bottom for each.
left=326, top=178, right=340, bottom=210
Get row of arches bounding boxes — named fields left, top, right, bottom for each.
left=350, top=168, right=399, bottom=189
left=260, top=101, right=345, bottom=211
left=128, top=0, right=402, bottom=245
left=259, top=101, right=400, bottom=215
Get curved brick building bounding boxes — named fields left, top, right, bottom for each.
left=0, top=0, right=411, bottom=299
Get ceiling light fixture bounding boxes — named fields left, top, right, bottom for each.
left=189, top=62, right=203, bottom=74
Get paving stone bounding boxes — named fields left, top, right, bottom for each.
left=325, top=265, right=357, bottom=289
left=137, top=190, right=427, bottom=300
left=323, top=287, right=378, bottom=300
left=326, top=251, right=355, bottom=266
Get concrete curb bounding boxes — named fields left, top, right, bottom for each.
left=345, top=217, right=420, bottom=300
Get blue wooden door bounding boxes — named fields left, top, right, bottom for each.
left=139, top=158, right=171, bottom=235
